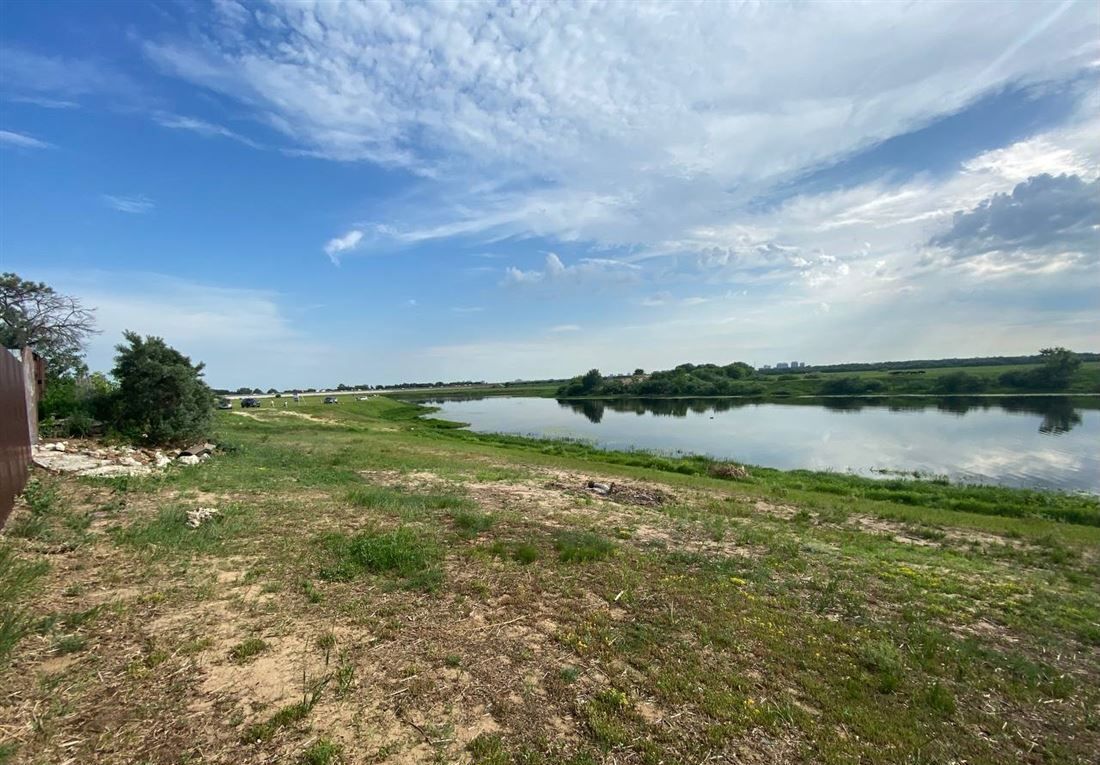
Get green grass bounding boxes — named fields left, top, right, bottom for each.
left=5, top=394, right=1098, bottom=765
left=111, top=504, right=252, bottom=554
left=554, top=531, right=615, bottom=563
left=450, top=509, right=495, bottom=536
left=317, top=527, right=439, bottom=586
left=345, top=485, right=475, bottom=519
left=301, top=737, right=342, bottom=765
left=229, top=637, right=269, bottom=663
left=0, top=544, right=48, bottom=661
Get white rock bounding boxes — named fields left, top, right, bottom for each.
left=178, top=455, right=200, bottom=466
left=154, top=452, right=172, bottom=468
left=186, top=507, right=220, bottom=528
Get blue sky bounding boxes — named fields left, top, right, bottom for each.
left=1, top=1, right=1098, bottom=389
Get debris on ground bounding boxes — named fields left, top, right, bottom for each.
left=707, top=461, right=751, bottom=480
left=586, top=480, right=613, bottom=496
left=31, top=439, right=215, bottom=476
left=185, top=507, right=220, bottom=528
left=546, top=478, right=672, bottom=507
left=179, top=442, right=216, bottom=458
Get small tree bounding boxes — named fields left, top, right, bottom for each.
left=580, top=368, right=602, bottom=393
left=0, top=272, right=97, bottom=379
left=1037, top=347, right=1080, bottom=388
left=112, top=331, right=214, bottom=444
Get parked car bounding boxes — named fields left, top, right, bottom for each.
left=216, top=398, right=233, bottom=410
left=241, top=398, right=261, bottom=408
left=323, top=396, right=339, bottom=404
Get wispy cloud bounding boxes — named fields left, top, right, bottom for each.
left=549, top=324, right=581, bottom=333
left=504, top=253, right=640, bottom=288
left=152, top=112, right=263, bottom=149
left=0, top=130, right=51, bottom=149
left=323, top=229, right=364, bottom=265
left=452, top=306, right=485, bottom=314
left=6, top=95, right=78, bottom=109
left=103, top=194, right=154, bottom=214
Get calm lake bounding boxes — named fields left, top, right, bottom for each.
left=424, top=396, right=1100, bottom=493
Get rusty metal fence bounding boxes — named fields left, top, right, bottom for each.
left=1, top=348, right=33, bottom=527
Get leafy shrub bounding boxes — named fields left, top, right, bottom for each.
left=111, top=331, right=215, bottom=445
left=933, top=371, right=988, bottom=394
left=819, top=377, right=885, bottom=396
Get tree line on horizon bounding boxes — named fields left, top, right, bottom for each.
left=558, top=349, right=1089, bottom=398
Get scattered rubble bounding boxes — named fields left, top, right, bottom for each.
left=707, top=461, right=751, bottom=480
left=544, top=478, right=672, bottom=508
left=31, top=440, right=216, bottom=477
left=185, top=507, right=220, bottom=528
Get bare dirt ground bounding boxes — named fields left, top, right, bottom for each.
left=2, top=451, right=1097, bottom=765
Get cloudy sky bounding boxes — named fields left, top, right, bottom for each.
left=1, top=0, right=1098, bottom=389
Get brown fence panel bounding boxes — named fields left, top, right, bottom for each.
left=0, top=349, right=32, bottom=527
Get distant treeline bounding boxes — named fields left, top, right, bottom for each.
left=212, top=378, right=564, bottom=396
left=558, top=348, right=1096, bottom=398
left=758, top=353, right=1100, bottom=375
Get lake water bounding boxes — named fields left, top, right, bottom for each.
left=424, top=396, right=1100, bottom=493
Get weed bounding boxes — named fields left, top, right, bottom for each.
left=924, top=681, right=956, bottom=715
left=300, top=578, right=323, bottom=604
left=513, top=543, right=539, bottom=565
left=559, top=666, right=580, bottom=684
left=858, top=638, right=904, bottom=693
left=317, top=527, right=439, bottom=583
left=112, top=505, right=250, bottom=555
left=0, top=543, right=48, bottom=661
left=52, top=634, right=87, bottom=655
left=242, top=675, right=327, bottom=742
left=301, top=737, right=342, bottom=765
left=555, top=531, right=615, bottom=563
left=468, top=733, right=508, bottom=765
left=451, top=509, right=495, bottom=537
left=346, top=485, right=474, bottom=519
left=335, top=662, right=355, bottom=697
left=229, top=637, right=268, bottom=663
left=444, top=654, right=462, bottom=668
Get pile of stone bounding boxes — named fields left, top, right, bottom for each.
left=31, top=440, right=217, bottom=477
left=185, top=507, right=220, bottom=528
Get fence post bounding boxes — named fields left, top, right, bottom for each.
left=21, top=347, right=38, bottom=445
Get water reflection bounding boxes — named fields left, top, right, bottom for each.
left=555, top=396, right=1088, bottom=435
left=423, top=394, right=1099, bottom=492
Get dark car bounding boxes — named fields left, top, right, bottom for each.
left=323, top=396, right=339, bottom=404
left=241, top=398, right=261, bottom=408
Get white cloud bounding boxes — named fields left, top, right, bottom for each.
left=103, top=194, right=155, bottom=214
left=0, top=130, right=51, bottom=149
left=153, top=112, right=263, bottom=148
left=549, top=324, right=581, bottom=333
left=143, top=1, right=1099, bottom=252
left=504, top=253, right=640, bottom=288
left=323, top=229, right=364, bottom=264
left=452, top=306, right=485, bottom=314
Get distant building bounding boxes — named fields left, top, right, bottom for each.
left=776, top=362, right=789, bottom=369
left=761, top=364, right=771, bottom=370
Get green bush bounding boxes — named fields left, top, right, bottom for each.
left=111, top=331, right=214, bottom=445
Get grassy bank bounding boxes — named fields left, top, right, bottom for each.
left=2, top=397, right=1098, bottom=764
